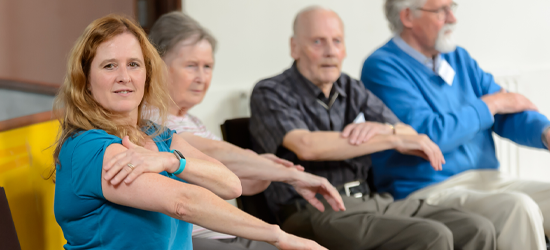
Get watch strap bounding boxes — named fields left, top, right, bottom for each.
left=168, top=149, right=186, bottom=176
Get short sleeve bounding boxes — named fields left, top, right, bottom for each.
left=144, top=121, right=176, bottom=149
left=67, top=130, right=122, bottom=199
left=158, top=126, right=176, bottom=149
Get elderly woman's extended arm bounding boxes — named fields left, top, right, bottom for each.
left=169, top=135, right=242, bottom=199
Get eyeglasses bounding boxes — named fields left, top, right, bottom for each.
left=416, top=2, right=458, bottom=21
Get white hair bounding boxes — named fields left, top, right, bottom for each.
left=434, top=23, right=457, bottom=53
left=384, top=0, right=427, bottom=33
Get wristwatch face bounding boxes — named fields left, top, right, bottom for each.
left=173, top=149, right=185, bottom=160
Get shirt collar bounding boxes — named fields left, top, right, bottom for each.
left=290, top=61, right=348, bottom=100
left=392, top=35, right=442, bottom=73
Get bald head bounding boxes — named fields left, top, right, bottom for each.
left=292, top=6, right=344, bottom=39
left=290, top=6, right=346, bottom=93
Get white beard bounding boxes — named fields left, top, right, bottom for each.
left=435, top=24, right=457, bottom=53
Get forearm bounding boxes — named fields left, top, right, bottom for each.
left=407, top=99, right=494, bottom=153
left=181, top=132, right=298, bottom=183
left=240, top=179, right=271, bottom=196
left=177, top=184, right=282, bottom=244
left=287, top=131, right=398, bottom=161
left=494, top=111, right=550, bottom=148
left=198, top=142, right=303, bottom=195
left=103, top=171, right=280, bottom=245
left=169, top=135, right=241, bottom=199
left=173, top=157, right=242, bottom=200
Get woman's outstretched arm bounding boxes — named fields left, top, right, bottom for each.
left=101, top=144, right=325, bottom=250
left=103, top=136, right=242, bottom=200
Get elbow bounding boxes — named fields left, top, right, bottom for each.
left=228, top=181, right=242, bottom=199
left=172, top=185, right=206, bottom=221
left=173, top=199, right=193, bottom=221
left=172, top=184, right=232, bottom=221
left=220, top=176, right=242, bottom=200
left=290, top=135, right=319, bottom=161
left=211, top=159, right=242, bottom=199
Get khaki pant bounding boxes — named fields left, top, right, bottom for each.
left=282, top=193, right=496, bottom=250
left=409, top=169, right=550, bottom=250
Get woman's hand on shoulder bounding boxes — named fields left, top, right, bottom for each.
left=103, top=136, right=178, bottom=185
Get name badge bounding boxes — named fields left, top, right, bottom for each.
left=353, top=112, right=366, bottom=124
left=438, top=59, right=455, bottom=86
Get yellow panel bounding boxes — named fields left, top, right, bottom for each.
left=0, top=120, right=66, bottom=250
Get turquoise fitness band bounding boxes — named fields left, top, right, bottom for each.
left=168, top=149, right=186, bottom=177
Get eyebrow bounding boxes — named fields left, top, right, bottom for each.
left=129, top=57, right=144, bottom=64
left=311, top=36, right=343, bottom=40
left=99, top=57, right=144, bottom=66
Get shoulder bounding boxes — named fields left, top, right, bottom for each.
left=364, top=40, right=402, bottom=65
left=143, top=120, right=175, bottom=143
left=362, top=42, right=424, bottom=88
left=185, top=114, right=220, bottom=140
left=363, top=45, right=414, bottom=84
left=60, top=130, right=120, bottom=162
left=445, top=46, right=471, bottom=58
left=58, top=129, right=121, bottom=179
left=339, top=72, right=366, bottom=93
left=252, top=68, right=294, bottom=96
left=58, top=130, right=121, bottom=200
left=340, top=72, right=363, bottom=87
left=62, top=130, right=120, bottom=153
left=339, top=72, right=375, bottom=104
left=164, top=113, right=201, bottom=132
left=185, top=114, right=204, bottom=126
left=365, top=53, right=406, bottom=73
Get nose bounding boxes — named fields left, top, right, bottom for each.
left=324, top=41, right=337, bottom=57
left=116, top=66, right=131, bottom=84
left=446, top=9, right=457, bottom=24
left=194, top=67, right=206, bottom=84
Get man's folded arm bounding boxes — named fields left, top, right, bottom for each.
left=493, top=112, right=550, bottom=149
left=361, top=57, right=495, bottom=153
left=282, top=129, right=398, bottom=161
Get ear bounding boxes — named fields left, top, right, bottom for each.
left=290, top=36, right=299, bottom=60
left=400, top=8, right=415, bottom=30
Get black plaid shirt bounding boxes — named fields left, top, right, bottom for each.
left=249, top=62, right=399, bottom=212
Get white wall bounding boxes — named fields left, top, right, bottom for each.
left=184, top=0, right=550, bottom=181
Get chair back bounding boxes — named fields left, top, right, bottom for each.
left=220, top=118, right=278, bottom=224
left=0, top=187, right=22, bottom=250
